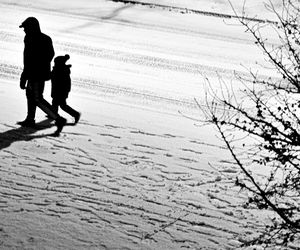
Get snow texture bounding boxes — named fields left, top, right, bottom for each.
left=0, top=0, right=285, bottom=249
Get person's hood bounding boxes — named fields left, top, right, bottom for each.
left=19, top=17, right=41, bottom=34
left=54, top=54, right=70, bottom=66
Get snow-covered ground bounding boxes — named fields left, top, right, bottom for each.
left=0, top=0, right=284, bottom=249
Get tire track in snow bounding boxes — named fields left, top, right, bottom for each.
left=0, top=29, right=257, bottom=79
left=0, top=29, right=251, bottom=78
left=0, top=9, right=273, bottom=115
left=0, top=52, right=259, bottom=115
left=109, top=0, right=277, bottom=24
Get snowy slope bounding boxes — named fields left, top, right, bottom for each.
left=0, top=0, right=286, bottom=249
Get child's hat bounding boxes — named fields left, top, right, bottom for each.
left=54, top=54, right=70, bottom=65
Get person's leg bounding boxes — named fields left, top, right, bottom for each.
left=59, top=99, right=78, bottom=117
left=52, top=98, right=59, bottom=114
left=60, top=99, right=81, bottom=124
left=18, top=81, right=36, bottom=126
left=32, top=80, right=66, bottom=135
left=26, top=81, right=37, bottom=120
left=32, top=80, right=58, bottom=120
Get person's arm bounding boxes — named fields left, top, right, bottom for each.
left=20, top=41, right=27, bottom=89
left=20, top=71, right=27, bottom=89
left=48, top=37, right=55, bottom=62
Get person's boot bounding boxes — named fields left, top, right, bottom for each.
left=74, top=112, right=81, bottom=124
left=53, top=117, right=67, bottom=136
left=17, top=118, right=35, bottom=128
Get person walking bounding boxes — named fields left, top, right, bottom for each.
left=50, top=54, right=80, bottom=124
left=18, top=17, right=66, bottom=136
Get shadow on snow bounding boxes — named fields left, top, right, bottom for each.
left=0, top=119, right=57, bottom=150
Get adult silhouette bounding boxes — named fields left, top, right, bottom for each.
left=18, top=17, right=66, bottom=136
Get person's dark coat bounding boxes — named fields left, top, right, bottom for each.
left=51, top=55, right=72, bottom=100
left=21, top=17, right=54, bottom=81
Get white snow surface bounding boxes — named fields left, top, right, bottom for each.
left=0, top=0, right=286, bottom=249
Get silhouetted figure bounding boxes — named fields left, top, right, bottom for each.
left=51, top=54, right=81, bottom=124
left=18, top=17, right=66, bottom=136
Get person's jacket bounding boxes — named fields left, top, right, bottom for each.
left=22, top=32, right=54, bottom=81
left=51, top=64, right=72, bottom=100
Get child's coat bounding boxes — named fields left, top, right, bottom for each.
left=51, top=54, right=71, bottom=100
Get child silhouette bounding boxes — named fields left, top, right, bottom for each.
left=51, top=54, right=80, bottom=124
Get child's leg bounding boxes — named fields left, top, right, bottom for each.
left=52, top=98, right=59, bottom=114
left=60, top=99, right=80, bottom=118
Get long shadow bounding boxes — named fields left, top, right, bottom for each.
left=0, top=119, right=56, bottom=151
